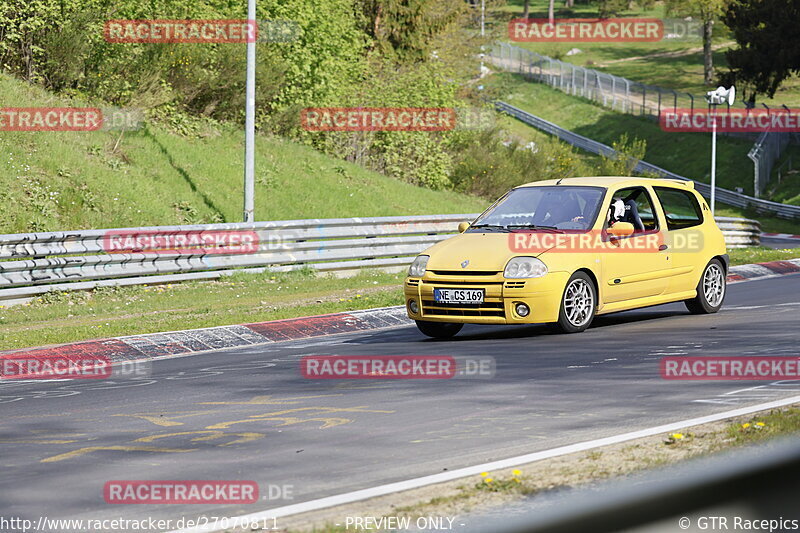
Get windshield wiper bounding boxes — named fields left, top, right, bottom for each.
left=505, top=224, right=564, bottom=232
left=468, top=224, right=510, bottom=232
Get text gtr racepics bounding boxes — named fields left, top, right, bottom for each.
left=405, top=177, right=728, bottom=338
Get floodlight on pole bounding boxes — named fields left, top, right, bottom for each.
left=704, top=85, right=735, bottom=215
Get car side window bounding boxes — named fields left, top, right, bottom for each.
left=654, top=187, right=704, bottom=230
left=608, top=187, right=659, bottom=233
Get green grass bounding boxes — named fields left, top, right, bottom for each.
left=726, top=409, right=800, bottom=445
left=727, top=246, right=800, bottom=266
left=487, top=72, right=758, bottom=192
left=0, top=73, right=485, bottom=233
left=0, top=269, right=406, bottom=351
left=495, top=0, right=800, bottom=107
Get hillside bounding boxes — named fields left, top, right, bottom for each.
left=0, top=74, right=485, bottom=234
left=487, top=73, right=800, bottom=203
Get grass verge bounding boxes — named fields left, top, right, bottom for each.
left=278, top=406, right=800, bottom=533
left=0, top=269, right=405, bottom=351
left=727, top=247, right=800, bottom=266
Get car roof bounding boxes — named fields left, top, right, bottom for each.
left=516, top=176, right=695, bottom=190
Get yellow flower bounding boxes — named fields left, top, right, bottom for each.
left=512, top=469, right=521, bottom=476
left=672, top=433, right=684, bottom=440
left=742, top=423, right=751, bottom=429
left=483, top=478, right=493, bottom=483
left=480, top=472, right=489, bottom=477
left=755, top=422, right=765, bottom=427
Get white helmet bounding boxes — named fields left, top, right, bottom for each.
left=610, top=198, right=626, bottom=224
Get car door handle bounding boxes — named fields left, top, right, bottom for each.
left=659, top=244, right=669, bottom=251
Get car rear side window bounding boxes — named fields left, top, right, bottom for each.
left=654, top=187, right=704, bottom=230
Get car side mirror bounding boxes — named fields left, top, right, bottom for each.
left=457, top=221, right=471, bottom=233
left=608, top=222, right=634, bottom=238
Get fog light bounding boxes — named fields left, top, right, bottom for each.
left=408, top=299, right=419, bottom=314
left=515, top=303, right=530, bottom=317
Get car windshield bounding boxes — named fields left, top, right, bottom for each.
left=470, top=186, right=605, bottom=231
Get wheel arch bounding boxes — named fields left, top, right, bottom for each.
left=574, top=267, right=600, bottom=301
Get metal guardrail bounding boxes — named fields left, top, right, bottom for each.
left=496, top=101, right=800, bottom=220
left=0, top=215, right=471, bottom=303
left=0, top=212, right=760, bottom=302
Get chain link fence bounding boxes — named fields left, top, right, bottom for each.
left=488, top=42, right=698, bottom=118
left=488, top=42, right=798, bottom=202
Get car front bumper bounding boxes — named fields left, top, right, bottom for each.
left=404, top=271, right=569, bottom=325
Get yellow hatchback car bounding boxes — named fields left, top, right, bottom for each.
left=405, top=177, right=728, bottom=338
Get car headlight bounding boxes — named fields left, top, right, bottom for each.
left=408, top=255, right=430, bottom=277
left=504, top=257, right=547, bottom=279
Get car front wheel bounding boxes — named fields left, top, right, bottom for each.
left=685, top=259, right=726, bottom=314
left=415, top=320, right=463, bottom=339
left=553, top=271, right=596, bottom=333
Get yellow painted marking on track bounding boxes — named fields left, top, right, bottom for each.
left=199, top=394, right=342, bottom=406
left=133, top=430, right=266, bottom=447
left=41, top=446, right=194, bottom=463
left=219, top=432, right=263, bottom=446
left=133, top=431, right=226, bottom=443
left=206, top=406, right=394, bottom=430
left=112, top=411, right=221, bottom=427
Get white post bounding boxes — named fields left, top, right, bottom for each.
left=480, top=0, right=485, bottom=76
left=710, top=106, right=717, bottom=215
left=243, top=0, right=257, bottom=222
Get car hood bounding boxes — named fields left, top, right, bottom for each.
left=424, top=232, right=549, bottom=272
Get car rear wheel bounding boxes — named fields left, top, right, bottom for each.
left=553, top=271, right=596, bottom=333
left=415, top=320, right=464, bottom=339
left=685, top=259, right=726, bottom=314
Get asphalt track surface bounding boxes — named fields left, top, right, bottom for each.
left=761, top=235, right=800, bottom=249
left=1, top=274, right=799, bottom=530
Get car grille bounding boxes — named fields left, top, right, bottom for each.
left=430, top=270, right=500, bottom=276
left=421, top=300, right=505, bottom=317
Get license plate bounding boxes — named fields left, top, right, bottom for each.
left=434, top=288, right=485, bottom=304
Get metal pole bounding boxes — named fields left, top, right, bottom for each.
left=480, top=0, right=485, bottom=75
left=711, top=105, right=717, bottom=215
left=243, top=0, right=257, bottom=222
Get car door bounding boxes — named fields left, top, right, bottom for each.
left=600, top=186, right=669, bottom=304
left=652, top=185, right=707, bottom=294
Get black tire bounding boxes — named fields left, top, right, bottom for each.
left=553, top=271, right=596, bottom=333
left=415, top=320, right=464, bottom=339
left=685, top=259, right=726, bottom=314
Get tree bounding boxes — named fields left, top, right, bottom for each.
left=665, top=0, right=728, bottom=85
left=523, top=0, right=530, bottom=18
left=357, top=0, right=465, bottom=62
left=721, top=0, right=800, bottom=98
